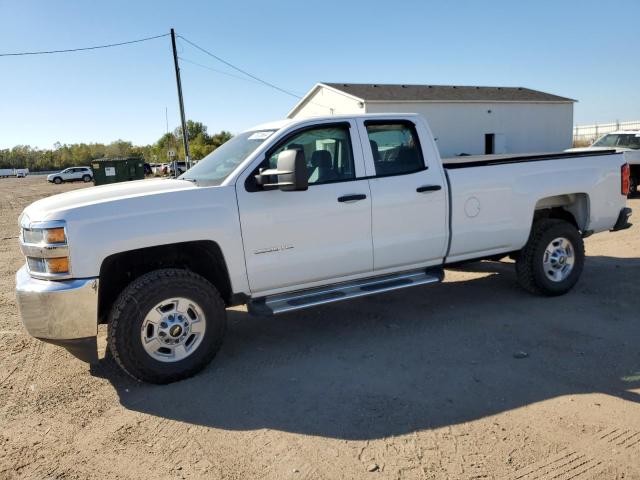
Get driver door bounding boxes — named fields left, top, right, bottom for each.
left=236, top=121, right=373, bottom=295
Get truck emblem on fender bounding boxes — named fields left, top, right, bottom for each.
left=253, top=245, right=294, bottom=255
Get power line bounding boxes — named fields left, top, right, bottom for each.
left=177, top=34, right=336, bottom=112
left=178, top=56, right=264, bottom=84
left=0, top=33, right=169, bottom=57
left=177, top=34, right=302, bottom=100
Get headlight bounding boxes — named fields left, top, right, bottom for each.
left=22, top=227, right=66, bottom=244
left=19, top=219, right=71, bottom=279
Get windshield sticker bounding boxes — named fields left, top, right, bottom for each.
left=248, top=131, right=274, bottom=140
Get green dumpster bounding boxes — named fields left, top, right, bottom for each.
left=91, top=157, right=145, bottom=186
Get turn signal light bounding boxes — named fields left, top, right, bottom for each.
left=622, top=163, right=630, bottom=196
left=46, top=257, right=69, bottom=274
left=44, top=227, right=66, bottom=244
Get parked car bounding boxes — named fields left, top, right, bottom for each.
left=16, top=113, right=632, bottom=384
left=47, top=167, right=93, bottom=184
left=15, top=169, right=28, bottom=178
left=566, top=130, right=640, bottom=196
left=167, top=161, right=187, bottom=176
left=155, top=163, right=169, bottom=176
left=149, top=163, right=163, bottom=176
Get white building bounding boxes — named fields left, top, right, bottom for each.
left=288, top=83, right=575, bottom=157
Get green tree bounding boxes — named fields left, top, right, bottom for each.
left=0, top=120, right=233, bottom=171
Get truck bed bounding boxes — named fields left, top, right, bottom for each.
left=442, top=150, right=618, bottom=169
left=442, top=149, right=626, bottom=264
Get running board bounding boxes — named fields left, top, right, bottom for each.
left=248, top=268, right=444, bottom=316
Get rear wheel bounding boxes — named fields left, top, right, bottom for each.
left=82, top=174, right=91, bottom=182
left=107, top=268, right=227, bottom=384
left=516, top=219, right=584, bottom=296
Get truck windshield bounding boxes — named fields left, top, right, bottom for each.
left=180, top=130, right=276, bottom=185
left=592, top=134, right=640, bottom=149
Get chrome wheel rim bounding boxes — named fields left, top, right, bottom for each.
left=140, top=297, right=206, bottom=362
left=542, top=237, right=575, bottom=282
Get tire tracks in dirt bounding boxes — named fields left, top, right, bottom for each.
left=510, top=425, right=640, bottom=480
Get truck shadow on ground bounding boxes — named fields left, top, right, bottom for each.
left=93, top=255, right=640, bottom=440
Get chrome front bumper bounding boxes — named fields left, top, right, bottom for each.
left=15, top=265, right=99, bottom=362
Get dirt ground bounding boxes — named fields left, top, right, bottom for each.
left=1, top=175, right=639, bottom=480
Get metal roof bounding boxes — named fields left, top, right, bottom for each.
left=323, top=83, right=575, bottom=103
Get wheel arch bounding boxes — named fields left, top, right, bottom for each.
left=98, top=240, right=233, bottom=324
left=533, top=193, right=590, bottom=232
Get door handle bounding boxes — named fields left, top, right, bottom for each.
left=416, top=185, right=442, bottom=193
left=338, top=194, right=367, bottom=202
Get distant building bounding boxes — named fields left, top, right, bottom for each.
left=288, top=83, right=575, bottom=157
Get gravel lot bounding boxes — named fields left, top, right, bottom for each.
left=1, top=175, right=639, bottom=479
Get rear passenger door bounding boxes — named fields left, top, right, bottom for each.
left=357, top=119, right=448, bottom=271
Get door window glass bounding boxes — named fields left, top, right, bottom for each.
left=365, top=123, right=424, bottom=176
left=266, top=126, right=355, bottom=185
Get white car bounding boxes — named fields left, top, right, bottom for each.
left=16, top=113, right=632, bottom=384
left=16, top=169, right=28, bottom=178
left=566, top=131, right=640, bottom=195
left=47, top=167, right=93, bottom=184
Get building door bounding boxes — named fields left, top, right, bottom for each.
left=485, top=134, right=495, bottom=154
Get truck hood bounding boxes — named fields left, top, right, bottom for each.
left=22, top=179, right=196, bottom=223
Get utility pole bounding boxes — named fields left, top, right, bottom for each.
left=170, top=28, right=191, bottom=176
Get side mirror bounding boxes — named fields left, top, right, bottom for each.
left=255, top=149, right=308, bottom=191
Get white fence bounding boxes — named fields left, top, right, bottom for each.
left=573, top=120, right=640, bottom=146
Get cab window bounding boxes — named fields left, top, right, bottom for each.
left=365, top=122, right=425, bottom=176
left=266, top=125, right=355, bottom=185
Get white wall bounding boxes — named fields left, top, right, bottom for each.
left=290, top=87, right=364, bottom=118
left=365, top=101, right=574, bottom=157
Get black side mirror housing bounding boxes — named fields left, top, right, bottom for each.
left=254, top=149, right=308, bottom=191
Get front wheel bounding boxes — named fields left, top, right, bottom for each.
left=516, top=219, right=585, bottom=296
left=107, top=269, right=227, bottom=384
left=53, top=177, right=62, bottom=184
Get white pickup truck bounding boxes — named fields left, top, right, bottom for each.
left=16, top=114, right=632, bottom=384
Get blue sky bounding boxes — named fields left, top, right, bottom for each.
left=1, top=0, right=638, bottom=149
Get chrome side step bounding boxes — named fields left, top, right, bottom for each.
left=248, top=267, right=444, bottom=316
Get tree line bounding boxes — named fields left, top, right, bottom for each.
left=0, top=120, right=232, bottom=171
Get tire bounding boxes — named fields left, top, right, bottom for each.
left=53, top=177, right=62, bottom=184
left=515, top=219, right=585, bottom=296
left=82, top=175, right=91, bottom=182
left=107, top=268, right=227, bottom=384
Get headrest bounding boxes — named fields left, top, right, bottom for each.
left=311, top=150, right=332, bottom=168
